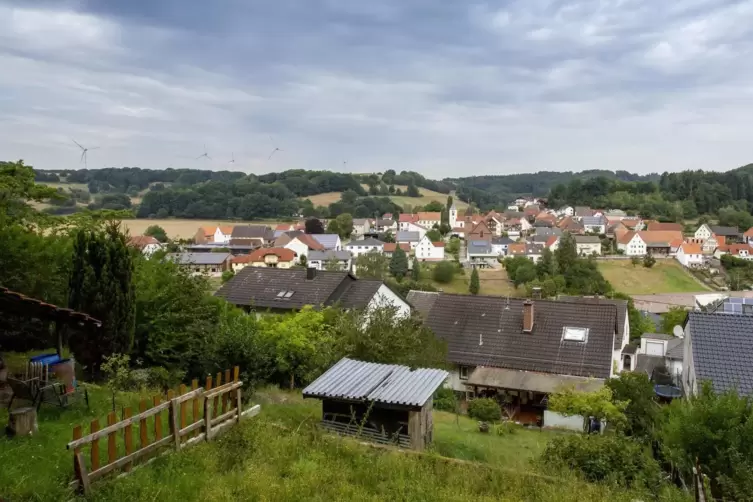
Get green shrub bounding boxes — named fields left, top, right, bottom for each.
left=433, top=261, right=456, bottom=283
left=433, top=387, right=456, bottom=412
left=468, top=398, right=501, bottom=422
left=494, top=421, right=522, bottom=436
left=543, top=434, right=662, bottom=489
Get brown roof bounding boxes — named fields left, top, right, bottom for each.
left=638, top=230, right=684, bottom=246
left=432, top=241, right=446, bottom=247
left=199, top=226, right=216, bottom=237
left=508, top=243, right=526, bottom=255
left=617, top=230, right=636, bottom=245
left=647, top=222, right=683, bottom=232
left=718, top=244, right=752, bottom=256
left=745, top=227, right=753, bottom=238
left=218, top=225, right=234, bottom=235
left=384, top=243, right=411, bottom=253
left=621, top=219, right=641, bottom=229
left=545, top=236, right=559, bottom=248
left=399, top=214, right=419, bottom=223
left=247, top=247, right=297, bottom=262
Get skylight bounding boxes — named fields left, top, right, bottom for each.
left=276, top=291, right=286, bottom=298
left=284, top=291, right=295, bottom=298
left=562, top=327, right=588, bottom=342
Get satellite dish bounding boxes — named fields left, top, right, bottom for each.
left=672, top=325, right=684, bottom=338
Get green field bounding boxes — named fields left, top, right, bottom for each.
left=427, top=268, right=519, bottom=297
left=598, top=259, right=709, bottom=295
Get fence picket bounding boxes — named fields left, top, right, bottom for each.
left=179, top=384, right=187, bottom=443
left=139, top=400, right=148, bottom=449
left=107, top=412, right=117, bottom=465
left=222, top=369, right=231, bottom=414
left=153, top=396, right=162, bottom=441
left=191, top=379, right=200, bottom=437
left=213, top=372, right=222, bottom=419
left=123, top=407, right=133, bottom=472
left=90, top=419, right=100, bottom=471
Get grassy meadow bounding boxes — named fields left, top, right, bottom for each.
left=118, top=219, right=287, bottom=239
left=598, top=259, right=709, bottom=294
left=426, top=268, right=519, bottom=297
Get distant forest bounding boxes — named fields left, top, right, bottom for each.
left=30, top=162, right=753, bottom=225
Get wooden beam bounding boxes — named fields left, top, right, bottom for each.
left=169, top=399, right=180, bottom=452
left=203, top=381, right=243, bottom=399
left=88, top=436, right=173, bottom=481
left=74, top=452, right=91, bottom=496
left=67, top=400, right=171, bottom=450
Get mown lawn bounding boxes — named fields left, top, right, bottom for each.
left=427, top=268, right=520, bottom=297
left=598, top=259, right=709, bottom=294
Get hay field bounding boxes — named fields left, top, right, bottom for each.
left=303, top=185, right=467, bottom=210
left=119, top=219, right=285, bottom=239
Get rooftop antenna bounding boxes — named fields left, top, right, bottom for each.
left=72, top=139, right=98, bottom=168
left=267, top=136, right=283, bottom=160
left=196, top=144, right=211, bottom=161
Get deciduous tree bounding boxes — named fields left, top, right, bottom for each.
left=389, top=246, right=409, bottom=281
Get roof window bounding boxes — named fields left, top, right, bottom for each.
left=562, top=326, right=588, bottom=342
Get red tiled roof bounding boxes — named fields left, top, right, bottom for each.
left=647, top=222, right=683, bottom=232
left=417, top=212, right=441, bottom=221
left=717, top=243, right=752, bottom=256
left=680, top=242, right=702, bottom=254
left=617, top=230, right=637, bottom=245
left=218, top=225, right=234, bottom=235
left=745, top=227, right=753, bottom=238
left=432, top=241, right=446, bottom=247
left=128, top=235, right=159, bottom=249
left=384, top=243, right=411, bottom=253
left=399, top=214, right=419, bottom=223
left=508, top=243, right=526, bottom=254
left=545, top=236, right=559, bottom=248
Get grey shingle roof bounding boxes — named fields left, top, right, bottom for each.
left=688, top=312, right=753, bottom=396
left=302, top=358, right=448, bottom=408
left=337, top=280, right=383, bottom=309
left=492, top=237, right=515, bottom=245
left=215, top=268, right=354, bottom=310
left=167, top=252, right=231, bottom=265
left=422, top=295, right=617, bottom=379
left=558, top=296, right=627, bottom=349
left=311, top=234, right=341, bottom=249
left=231, top=225, right=274, bottom=240
left=346, top=238, right=384, bottom=247
left=710, top=225, right=740, bottom=237
left=308, top=250, right=352, bottom=261
left=582, top=216, right=605, bottom=226
left=575, top=206, right=593, bottom=217
left=396, top=231, right=420, bottom=242
left=468, top=241, right=493, bottom=255
left=534, top=227, right=563, bottom=237
left=574, top=235, right=601, bottom=243
left=406, top=290, right=440, bottom=318
left=666, top=338, right=684, bottom=360
left=622, top=344, right=638, bottom=355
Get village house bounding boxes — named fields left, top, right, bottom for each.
left=408, top=292, right=626, bottom=429
left=311, top=234, right=342, bottom=251
left=396, top=231, right=421, bottom=250
left=604, top=209, right=627, bottom=219
left=465, top=221, right=493, bottom=242
left=676, top=242, right=704, bottom=267
left=745, top=227, right=753, bottom=244
left=491, top=236, right=515, bottom=256
left=415, top=235, right=445, bottom=261
left=345, top=238, right=385, bottom=258
left=302, top=358, right=448, bottom=450
left=383, top=242, right=411, bottom=259
left=647, top=222, right=683, bottom=232
left=574, top=206, right=594, bottom=219
left=710, top=225, right=742, bottom=243
left=282, top=234, right=325, bottom=261
left=374, top=219, right=398, bottom=233
left=714, top=243, right=753, bottom=260
left=581, top=215, right=607, bottom=234
left=573, top=235, right=602, bottom=256
left=416, top=212, right=442, bottom=228
left=466, top=240, right=497, bottom=265
left=229, top=225, right=275, bottom=248
left=351, top=218, right=373, bottom=237
left=128, top=235, right=163, bottom=256
left=307, top=250, right=352, bottom=271
left=683, top=311, right=753, bottom=397
left=167, top=252, right=232, bottom=277
left=230, top=247, right=298, bottom=271
left=617, top=230, right=683, bottom=256
left=557, top=216, right=584, bottom=234
left=216, top=267, right=411, bottom=317
left=557, top=206, right=575, bottom=217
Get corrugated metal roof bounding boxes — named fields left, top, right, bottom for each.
left=302, top=358, right=448, bottom=407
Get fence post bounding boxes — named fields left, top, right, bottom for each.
left=191, top=379, right=199, bottom=437
left=213, top=372, right=222, bottom=420
left=74, top=452, right=91, bottom=496
left=235, top=387, right=242, bottom=424
left=169, top=394, right=180, bottom=451
left=90, top=419, right=100, bottom=472
left=222, top=369, right=231, bottom=414
left=179, top=384, right=187, bottom=444
left=139, top=400, right=148, bottom=450
left=204, top=389, right=213, bottom=441
left=232, top=367, right=240, bottom=410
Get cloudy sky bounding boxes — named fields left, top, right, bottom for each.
left=1, top=0, right=752, bottom=177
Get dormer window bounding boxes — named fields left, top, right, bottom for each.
left=562, top=326, right=588, bottom=342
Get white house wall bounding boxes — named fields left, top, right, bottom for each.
left=367, top=284, right=411, bottom=319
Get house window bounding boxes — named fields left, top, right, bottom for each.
left=459, top=366, right=469, bottom=380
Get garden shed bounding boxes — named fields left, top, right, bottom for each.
left=303, top=358, right=448, bottom=451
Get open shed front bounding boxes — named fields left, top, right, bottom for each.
left=466, top=367, right=604, bottom=427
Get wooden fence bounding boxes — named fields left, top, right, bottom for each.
left=66, top=367, right=260, bottom=495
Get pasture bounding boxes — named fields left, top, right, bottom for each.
left=119, top=219, right=286, bottom=239
left=303, top=185, right=467, bottom=210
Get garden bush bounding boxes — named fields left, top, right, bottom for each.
left=468, top=398, right=501, bottom=422
left=543, top=434, right=662, bottom=489
left=433, top=387, right=457, bottom=412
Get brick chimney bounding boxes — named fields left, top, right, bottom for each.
left=523, top=300, right=534, bottom=333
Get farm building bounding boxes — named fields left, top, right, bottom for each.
left=302, top=358, right=448, bottom=451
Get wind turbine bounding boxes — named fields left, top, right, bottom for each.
left=228, top=152, right=235, bottom=164
left=267, top=136, right=283, bottom=161
left=72, top=139, right=98, bottom=168
left=196, top=144, right=211, bottom=160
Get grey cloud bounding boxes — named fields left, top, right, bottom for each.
left=0, top=0, right=752, bottom=177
